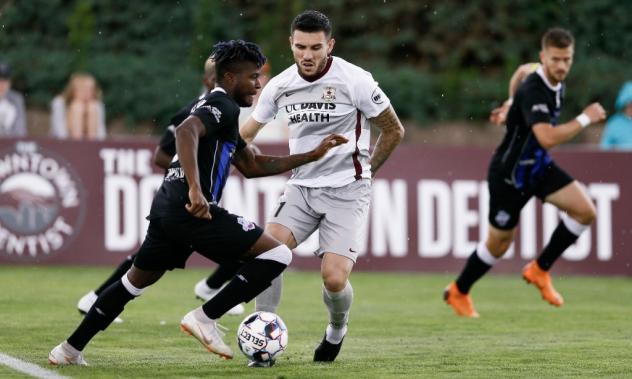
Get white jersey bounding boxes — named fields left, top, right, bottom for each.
left=251, top=56, right=390, bottom=188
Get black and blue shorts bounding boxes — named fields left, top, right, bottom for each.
left=134, top=205, right=263, bottom=271
left=487, top=162, right=574, bottom=230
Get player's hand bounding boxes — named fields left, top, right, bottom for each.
left=489, top=99, right=512, bottom=126
left=309, top=134, right=349, bottom=161
left=582, top=102, right=607, bottom=124
left=186, top=188, right=212, bottom=220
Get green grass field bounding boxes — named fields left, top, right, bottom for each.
left=1, top=266, right=631, bottom=378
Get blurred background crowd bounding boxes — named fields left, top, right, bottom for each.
left=0, top=0, right=630, bottom=149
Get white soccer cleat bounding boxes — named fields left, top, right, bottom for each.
left=248, top=359, right=275, bottom=368
left=48, top=342, right=88, bottom=366
left=77, top=291, right=123, bottom=324
left=194, top=279, right=245, bottom=316
left=180, top=310, right=233, bottom=359
left=194, top=279, right=217, bottom=301
left=226, top=303, right=245, bottom=316
left=77, top=291, right=98, bottom=314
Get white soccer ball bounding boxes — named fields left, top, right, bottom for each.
left=237, top=311, right=288, bottom=364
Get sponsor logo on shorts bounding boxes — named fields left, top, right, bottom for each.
left=237, top=216, right=256, bottom=232
left=495, top=210, right=511, bottom=227
left=0, top=142, right=86, bottom=259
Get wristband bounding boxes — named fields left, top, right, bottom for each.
left=575, top=113, right=591, bottom=128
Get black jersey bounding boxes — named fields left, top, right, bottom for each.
left=150, top=89, right=247, bottom=218
left=158, top=92, right=209, bottom=158
left=490, top=68, right=565, bottom=190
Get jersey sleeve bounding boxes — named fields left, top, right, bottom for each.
left=251, top=82, right=279, bottom=124
left=521, top=87, right=553, bottom=128
left=158, top=126, right=176, bottom=157
left=170, top=102, right=194, bottom=128
left=191, top=99, right=232, bottom=136
left=159, top=103, right=193, bottom=156
left=353, top=70, right=391, bottom=118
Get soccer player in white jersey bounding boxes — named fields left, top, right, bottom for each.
left=241, top=10, right=405, bottom=363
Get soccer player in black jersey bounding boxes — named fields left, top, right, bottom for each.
left=444, top=28, right=606, bottom=318
left=75, top=57, right=246, bottom=320
left=49, top=40, right=348, bottom=365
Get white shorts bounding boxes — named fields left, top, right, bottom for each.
left=268, top=179, right=371, bottom=262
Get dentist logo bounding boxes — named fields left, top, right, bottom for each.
left=0, top=142, right=86, bottom=259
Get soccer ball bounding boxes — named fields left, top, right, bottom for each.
left=237, top=311, right=288, bottom=364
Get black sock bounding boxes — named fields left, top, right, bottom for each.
left=202, top=259, right=286, bottom=319
left=205, top=261, right=242, bottom=289
left=94, top=254, right=135, bottom=295
left=455, top=250, right=492, bottom=294
left=537, top=221, right=580, bottom=271
left=67, top=279, right=136, bottom=351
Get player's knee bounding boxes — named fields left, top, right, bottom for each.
left=265, top=223, right=297, bottom=248
left=488, top=235, right=513, bottom=257
left=256, top=244, right=292, bottom=266
left=322, top=271, right=348, bottom=292
left=576, top=204, right=597, bottom=225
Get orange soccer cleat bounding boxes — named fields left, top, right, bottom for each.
left=522, top=261, right=564, bottom=307
left=443, top=282, right=480, bottom=318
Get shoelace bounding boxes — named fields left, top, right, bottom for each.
left=203, top=321, right=229, bottom=341
left=215, top=322, right=229, bottom=338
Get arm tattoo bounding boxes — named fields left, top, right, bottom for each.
left=369, top=106, right=405, bottom=176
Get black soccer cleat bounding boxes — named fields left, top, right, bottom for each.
left=313, top=334, right=344, bottom=362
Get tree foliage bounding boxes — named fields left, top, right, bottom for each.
left=0, top=0, right=629, bottom=130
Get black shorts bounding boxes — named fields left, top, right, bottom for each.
left=487, top=162, right=574, bottom=230
left=134, top=205, right=264, bottom=271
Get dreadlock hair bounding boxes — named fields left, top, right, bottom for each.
left=211, top=40, right=266, bottom=82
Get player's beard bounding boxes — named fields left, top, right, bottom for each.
left=544, top=65, right=567, bottom=85
left=237, top=92, right=256, bottom=107
left=554, top=70, right=568, bottom=82
left=298, top=56, right=328, bottom=79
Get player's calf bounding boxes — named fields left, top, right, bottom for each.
left=201, top=244, right=291, bottom=320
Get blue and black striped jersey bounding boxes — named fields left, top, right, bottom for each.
left=490, top=67, right=565, bottom=190
left=149, top=89, right=246, bottom=218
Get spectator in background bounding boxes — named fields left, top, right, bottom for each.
left=0, top=60, right=27, bottom=137
left=50, top=73, right=106, bottom=140
left=600, top=81, right=632, bottom=150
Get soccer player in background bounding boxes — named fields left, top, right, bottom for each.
left=240, top=10, right=405, bottom=363
left=444, top=28, right=606, bottom=318
left=49, top=40, right=348, bottom=365
left=76, top=57, right=245, bottom=322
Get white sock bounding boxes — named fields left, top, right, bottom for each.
left=121, top=271, right=145, bottom=296
left=255, top=274, right=283, bottom=313
left=323, top=282, right=353, bottom=344
left=62, top=341, right=81, bottom=355
left=561, top=212, right=589, bottom=236
left=476, top=241, right=497, bottom=266
left=199, top=280, right=218, bottom=294
left=326, top=323, right=347, bottom=345
left=193, top=306, right=215, bottom=323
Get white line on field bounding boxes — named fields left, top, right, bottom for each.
left=0, top=352, right=70, bottom=379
